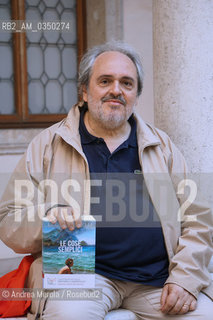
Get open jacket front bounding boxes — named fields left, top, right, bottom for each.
left=0, top=104, right=212, bottom=313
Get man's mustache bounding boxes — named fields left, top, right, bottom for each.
left=101, top=95, right=126, bottom=106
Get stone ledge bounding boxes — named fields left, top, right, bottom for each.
left=0, top=129, right=43, bottom=155
left=0, top=142, right=28, bottom=155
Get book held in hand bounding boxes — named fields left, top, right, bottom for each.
left=42, top=215, right=96, bottom=289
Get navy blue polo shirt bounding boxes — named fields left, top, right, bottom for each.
left=79, top=105, right=169, bottom=286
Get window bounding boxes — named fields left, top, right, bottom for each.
left=0, top=0, right=86, bottom=128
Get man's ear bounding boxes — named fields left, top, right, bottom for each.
left=82, top=85, right=88, bottom=102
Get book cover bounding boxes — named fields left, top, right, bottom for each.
left=42, top=215, right=96, bottom=289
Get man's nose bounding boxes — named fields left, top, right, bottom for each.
left=110, top=81, right=122, bottom=95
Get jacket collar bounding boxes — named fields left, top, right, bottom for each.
left=56, top=103, right=161, bottom=152
left=133, top=112, right=161, bottom=150
left=55, top=102, right=85, bottom=158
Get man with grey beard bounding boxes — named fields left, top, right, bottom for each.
left=0, top=42, right=212, bottom=319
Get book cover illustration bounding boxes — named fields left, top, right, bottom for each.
left=42, top=215, right=96, bottom=289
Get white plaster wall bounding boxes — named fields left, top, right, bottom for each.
left=0, top=128, right=42, bottom=195
left=0, top=155, right=22, bottom=172
left=123, top=0, right=154, bottom=124
left=0, top=154, right=22, bottom=198
left=0, top=154, right=24, bottom=259
left=153, top=0, right=213, bottom=173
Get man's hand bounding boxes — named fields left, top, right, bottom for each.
left=47, top=206, right=82, bottom=231
left=160, top=283, right=197, bottom=315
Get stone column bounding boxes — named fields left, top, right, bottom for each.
left=153, top=0, right=213, bottom=173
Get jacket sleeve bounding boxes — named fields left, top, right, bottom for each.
left=0, top=133, right=54, bottom=255
left=164, top=136, right=213, bottom=299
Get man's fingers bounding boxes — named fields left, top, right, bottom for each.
left=168, top=299, right=185, bottom=315
left=161, top=284, right=179, bottom=313
left=47, top=207, right=58, bottom=224
left=61, top=207, right=74, bottom=230
left=160, top=283, right=197, bottom=315
left=166, top=297, right=197, bottom=315
left=160, top=284, right=169, bottom=308
left=189, top=298, right=197, bottom=311
left=63, top=207, right=82, bottom=230
left=56, top=207, right=69, bottom=229
left=72, top=208, right=82, bottom=228
left=178, top=297, right=196, bottom=315
left=47, top=206, right=82, bottom=230
left=177, top=302, right=190, bottom=315
left=161, top=292, right=178, bottom=313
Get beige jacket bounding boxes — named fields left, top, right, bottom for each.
left=0, top=104, right=213, bottom=305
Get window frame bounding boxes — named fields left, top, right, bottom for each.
left=0, top=0, right=86, bottom=128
